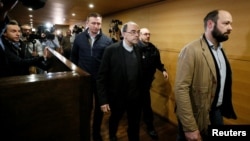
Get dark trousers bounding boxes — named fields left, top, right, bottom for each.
left=91, top=79, right=104, bottom=136
left=109, top=100, right=142, bottom=141
left=176, top=107, right=223, bottom=141
left=63, top=48, right=71, bottom=60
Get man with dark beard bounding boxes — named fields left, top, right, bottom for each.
left=174, top=10, right=237, bottom=141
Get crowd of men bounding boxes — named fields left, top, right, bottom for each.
left=1, top=1, right=237, bottom=141
left=0, top=2, right=167, bottom=140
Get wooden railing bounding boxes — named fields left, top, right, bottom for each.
left=0, top=48, right=92, bottom=141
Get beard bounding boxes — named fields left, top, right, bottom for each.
left=212, top=24, right=229, bottom=42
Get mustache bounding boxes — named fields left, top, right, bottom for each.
left=224, top=30, right=231, bottom=34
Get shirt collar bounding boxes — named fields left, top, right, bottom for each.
left=88, top=30, right=100, bottom=38
left=123, top=40, right=133, bottom=52
left=207, top=39, right=222, bottom=50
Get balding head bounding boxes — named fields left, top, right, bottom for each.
left=140, top=28, right=149, bottom=34
left=139, top=27, right=151, bottom=43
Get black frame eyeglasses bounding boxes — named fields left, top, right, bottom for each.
left=125, top=30, right=140, bottom=35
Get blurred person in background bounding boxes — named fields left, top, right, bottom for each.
left=0, top=0, right=19, bottom=77
left=39, top=30, right=61, bottom=52
left=2, top=19, right=50, bottom=76
left=20, top=24, right=44, bottom=74
left=20, top=24, right=43, bottom=56
left=60, top=29, right=72, bottom=59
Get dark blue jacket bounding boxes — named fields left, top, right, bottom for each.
left=70, top=29, right=112, bottom=79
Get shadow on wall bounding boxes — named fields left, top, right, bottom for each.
left=150, top=70, right=173, bottom=120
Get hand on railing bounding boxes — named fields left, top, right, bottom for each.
left=101, top=104, right=110, bottom=113
left=43, top=46, right=52, bottom=60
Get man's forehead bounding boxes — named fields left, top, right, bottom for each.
left=7, top=24, right=20, bottom=29
left=141, top=29, right=150, bottom=33
left=88, top=17, right=102, bottom=21
left=218, top=11, right=232, bottom=21
left=127, top=24, right=139, bottom=30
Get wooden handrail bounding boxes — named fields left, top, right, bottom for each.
left=0, top=48, right=92, bottom=141
left=47, top=47, right=90, bottom=76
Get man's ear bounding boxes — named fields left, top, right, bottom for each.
left=207, top=19, right=215, bottom=30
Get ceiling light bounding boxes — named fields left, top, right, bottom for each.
left=89, top=4, right=94, bottom=8
left=72, top=13, right=76, bottom=16
left=56, top=30, right=61, bottom=35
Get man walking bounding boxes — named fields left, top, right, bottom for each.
left=138, top=27, right=168, bottom=140
left=70, top=12, right=113, bottom=141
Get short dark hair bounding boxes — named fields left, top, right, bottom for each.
left=4, top=20, right=19, bottom=33
left=8, top=20, right=19, bottom=25
left=203, top=10, right=219, bottom=29
left=121, top=24, right=128, bottom=32
left=121, top=21, right=137, bottom=33
left=86, top=12, right=102, bottom=21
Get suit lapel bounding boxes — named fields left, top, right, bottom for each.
left=118, top=42, right=127, bottom=77
left=200, top=38, right=217, bottom=81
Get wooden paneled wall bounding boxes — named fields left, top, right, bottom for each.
left=102, top=0, right=250, bottom=125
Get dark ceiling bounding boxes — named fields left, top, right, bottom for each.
left=8, top=0, right=164, bottom=28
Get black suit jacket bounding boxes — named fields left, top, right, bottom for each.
left=97, top=41, right=143, bottom=107
left=2, top=37, right=48, bottom=76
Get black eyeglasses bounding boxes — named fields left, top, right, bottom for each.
left=125, top=30, right=140, bottom=35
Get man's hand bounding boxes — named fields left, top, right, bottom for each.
left=43, top=47, right=52, bottom=60
left=163, top=71, right=168, bottom=80
left=185, top=130, right=202, bottom=141
left=101, top=104, right=110, bottom=113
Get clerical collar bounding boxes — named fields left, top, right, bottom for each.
left=123, top=40, right=133, bottom=52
